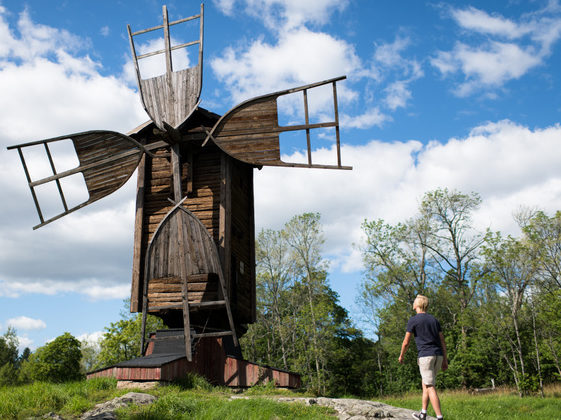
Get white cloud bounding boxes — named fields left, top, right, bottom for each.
left=17, top=335, right=34, bottom=350
left=384, top=81, right=412, bottom=110
left=254, top=120, right=561, bottom=273
left=218, top=0, right=349, bottom=31
left=6, top=316, right=46, bottom=330
left=0, top=9, right=143, bottom=298
left=213, top=0, right=236, bottom=16
left=452, top=6, right=530, bottom=39
left=0, top=279, right=130, bottom=300
left=100, top=26, right=109, bottom=37
left=433, top=4, right=561, bottom=96
left=78, top=331, right=104, bottom=347
left=211, top=27, right=362, bottom=105
left=369, top=36, right=423, bottom=110
left=341, top=107, right=391, bottom=129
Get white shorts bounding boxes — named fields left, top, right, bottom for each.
left=418, top=355, right=443, bottom=386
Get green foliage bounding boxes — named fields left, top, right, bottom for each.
left=359, top=189, right=561, bottom=397
left=242, top=213, right=376, bottom=396
left=171, top=372, right=213, bottom=391
left=96, top=304, right=166, bottom=368
left=0, top=362, right=19, bottom=387
left=0, top=377, right=119, bottom=419
left=0, top=327, right=19, bottom=367
left=0, top=328, right=20, bottom=386
left=20, top=332, right=83, bottom=383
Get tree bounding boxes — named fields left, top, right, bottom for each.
left=420, top=188, right=483, bottom=317
left=242, top=213, right=370, bottom=396
left=0, top=328, right=20, bottom=386
left=97, top=302, right=165, bottom=368
left=284, top=212, right=331, bottom=394
left=358, top=214, right=436, bottom=336
left=0, top=327, right=19, bottom=368
left=20, top=332, right=82, bottom=383
left=482, top=232, right=537, bottom=395
left=523, top=211, right=561, bottom=290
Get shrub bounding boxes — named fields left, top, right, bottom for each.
left=22, top=332, right=83, bottom=383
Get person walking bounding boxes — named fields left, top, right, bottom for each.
left=399, top=295, right=448, bottom=420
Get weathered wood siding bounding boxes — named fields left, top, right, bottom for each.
left=230, top=158, right=255, bottom=324
left=130, top=111, right=256, bottom=331
left=213, top=98, right=281, bottom=165
left=87, top=337, right=300, bottom=388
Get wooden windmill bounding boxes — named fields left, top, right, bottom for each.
left=8, top=5, right=351, bottom=368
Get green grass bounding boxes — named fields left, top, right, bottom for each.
left=117, top=388, right=335, bottom=419
left=380, top=388, right=561, bottom=420
left=0, top=377, right=335, bottom=420
left=4, top=377, right=561, bottom=420
left=0, top=377, right=122, bottom=419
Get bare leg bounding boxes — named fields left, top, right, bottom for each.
left=421, top=382, right=429, bottom=411
left=425, top=384, right=442, bottom=417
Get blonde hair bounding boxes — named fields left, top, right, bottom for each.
left=414, top=295, right=429, bottom=311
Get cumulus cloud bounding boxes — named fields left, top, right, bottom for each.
left=17, top=335, right=34, bottom=350
left=211, top=27, right=362, bottom=105
left=341, top=107, right=391, bottom=129
left=214, top=0, right=349, bottom=31
left=432, top=4, right=561, bottom=96
left=0, top=7, right=145, bottom=298
left=77, top=331, right=105, bottom=346
left=6, top=316, right=46, bottom=330
left=367, top=36, right=424, bottom=111
left=254, top=120, right=561, bottom=273
left=0, top=279, right=131, bottom=300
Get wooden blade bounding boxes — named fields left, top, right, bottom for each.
left=8, top=130, right=167, bottom=229
left=203, top=76, right=352, bottom=170
left=128, top=4, right=204, bottom=130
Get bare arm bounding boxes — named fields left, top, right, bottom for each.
left=398, top=332, right=412, bottom=364
left=439, top=331, right=448, bottom=371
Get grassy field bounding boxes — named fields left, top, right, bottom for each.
left=2, top=378, right=561, bottom=419
left=380, top=385, right=561, bottom=420
left=0, top=377, right=335, bottom=420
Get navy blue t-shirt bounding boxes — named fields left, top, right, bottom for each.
left=406, top=313, right=443, bottom=357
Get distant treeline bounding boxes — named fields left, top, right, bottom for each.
left=1, top=188, right=560, bottom=398
left=242, top=189, right=561, bottom=397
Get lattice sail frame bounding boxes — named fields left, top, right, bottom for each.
left=128, top=5, right=204, bottom=131
left=204, top=76, right=352, bottom=170
left=7, top=131, right=166, bottom=230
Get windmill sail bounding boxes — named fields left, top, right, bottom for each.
left=8, top=131, right=167, bottom=229
left=128, top=5, right=204, bottom=131
left=203, top=76, right=352, bottom=170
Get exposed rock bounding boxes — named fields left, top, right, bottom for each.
left=80, top=392, right=157, bottom=420
left=116, top=380, right=159, bottom=390
left=276, top=397, right=437, bottom=420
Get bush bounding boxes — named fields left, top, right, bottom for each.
left=21, top=332, right=83, bottom=383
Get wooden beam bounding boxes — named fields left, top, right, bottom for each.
left=131, top=154, right=147, bottom=313
left=219, top=154, right=232, bottom=295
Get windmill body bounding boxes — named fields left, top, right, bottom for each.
left=8, top=5, right=350, bottom=385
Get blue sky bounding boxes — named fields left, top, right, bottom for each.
left=1, top=0, right=561, bottom=350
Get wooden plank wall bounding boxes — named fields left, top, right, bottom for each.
left=130, top=118, right=256, bottom=329
left=87, top=337, right=301, bottom=388
left=230, top=159, right=255, bottom=324
left=131, top=130, right=222, bottom=313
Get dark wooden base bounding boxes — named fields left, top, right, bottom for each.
left=87, top=330, right=300, bottom=388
